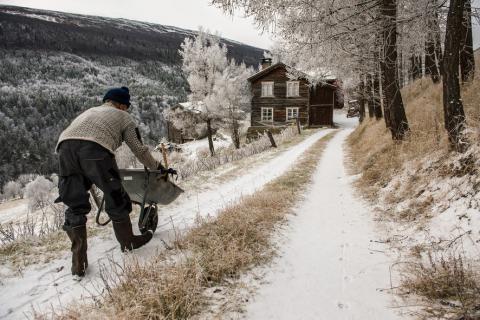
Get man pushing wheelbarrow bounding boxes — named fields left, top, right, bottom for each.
left=55, top=86, right=178, bottom=280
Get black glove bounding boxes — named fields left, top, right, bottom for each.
left=164, top=168, right=177, bottom=176
left=158, top=164, right=178, bottom=180
left=157, top=163, right=166, bottom=171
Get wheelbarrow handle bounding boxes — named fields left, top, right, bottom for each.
left=95, top=196, right=111, bottom=226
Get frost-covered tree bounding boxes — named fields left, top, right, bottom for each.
left=179, top=29, right=228, bottom=156
left=24, top=176, right=55, bottom=210
left=212, top=0, right=431, bottom=140
left=209, top=60, right=253, bottom=148
left=2, top=181, right=22, bottom=200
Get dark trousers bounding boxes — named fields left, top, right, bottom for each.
left=56, top=140, right=132, bottom=229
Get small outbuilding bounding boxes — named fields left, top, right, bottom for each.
left=166, top=102, right=206, bottom=144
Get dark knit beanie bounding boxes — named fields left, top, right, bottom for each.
left=103, top=86, right=131, bottom=107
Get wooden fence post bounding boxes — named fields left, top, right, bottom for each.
left=266, top=130, right=277, bottom=148
left=296, top=117, right=301, bottom=134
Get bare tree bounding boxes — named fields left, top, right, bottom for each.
left=381, top=0, right=409, bottom=140
left=442, top=0, right=468, bottom=151
left=357, top=76, right=366, bottom=123
left=460, top=0, right=475, bottom=82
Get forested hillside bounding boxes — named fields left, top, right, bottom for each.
left=0, top=5, right=265, bottom=188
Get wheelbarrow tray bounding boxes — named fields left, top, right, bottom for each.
left=119, top=169, right=184, bottom=205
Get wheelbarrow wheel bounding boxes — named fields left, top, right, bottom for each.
left=139, top=205, right=158, bottom=234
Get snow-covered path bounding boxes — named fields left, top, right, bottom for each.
left=0, top=127, right=334, bottom=319
left=244, top=124, right=401, bottom=319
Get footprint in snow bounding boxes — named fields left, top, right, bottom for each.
left=343, top=275, right=353, bottom=282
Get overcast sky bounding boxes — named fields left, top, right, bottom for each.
left=0, top=0, right=275, bottom=49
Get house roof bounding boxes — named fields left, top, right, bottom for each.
left=247, top=62, right=309, bottom=82
left=248, top=62, right=337, bottom=89
left=173, top=101, right=206, bottom=113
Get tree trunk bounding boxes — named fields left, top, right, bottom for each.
left=206, top=118, right=215, bottom=156
left=425, top=1, right=442, bottom=83
left=443, top=0, right=468, bottom=151
left=434, top=0, right=444, bottom=77
left=358, top=77, right=366, bottom=123
left=425, top=33, right=441, bottom=83
left=365, top=73, right=374, bottom=118
left=380, top=58, right=392, bottom=129
left=460, top=0, right=475, bottom=82
left=373, top=68, right=383, bottom=120
left=398, top=49, right=404, bottom=88
left=381, top=0, right=409, bottom=140
left=410, top=55, right=422, bottom=80
left=231, top=119, right=240, bottom=149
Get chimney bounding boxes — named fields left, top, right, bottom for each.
left=261, top=58, right=272, bottom=70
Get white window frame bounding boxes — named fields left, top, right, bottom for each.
left=286, top=107, right=299, bottom=121
left=261, top=82, right=274, bottom=97
left=261, top=107, right=273, bottom=122
left=286, top=81, right=300, bottom=97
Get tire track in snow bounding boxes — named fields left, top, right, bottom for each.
left=0, top=128, right=334, bottom=320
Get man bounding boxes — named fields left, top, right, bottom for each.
left=55, top=86, right=172, bottom=280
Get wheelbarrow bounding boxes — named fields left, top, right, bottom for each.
left=94, top=168, right=184, bottom=234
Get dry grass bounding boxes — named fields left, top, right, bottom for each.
left=0, top=127, right=316, bottom=273
left=348, top=77, right=480, bottom=211
left=348, top=75, right=480, bottom=319
left=0, top=224, right=102, bottom=270
left=56, top=131, right=336, bottom=320
left=400, top=252, right=480, bottom=319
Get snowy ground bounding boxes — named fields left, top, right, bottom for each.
left=179, top=131, right=232, bottom=160
left=0, top=125, right=334, bottom=319
left=242, top=123, right=402, bottom=319
left=0, top=199, right=28, bottom=224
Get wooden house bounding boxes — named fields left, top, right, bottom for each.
left=247, top=59, right=340, bottom=136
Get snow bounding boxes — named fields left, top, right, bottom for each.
left=3, top=10, right=59, bottom=23
left=375, top=144, right=480, bottom=262
left=179, top=133, right=232, bottom=159
left=243, top=118, right=401, bottom=319
left=0, top=199, right=28, bottom=224
left=0, top=126, right=335, bottom=319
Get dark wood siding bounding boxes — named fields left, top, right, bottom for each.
left=309, top=85, right=335, bottom=126
left=310, top=85, right=335, bottom=106
left=249, top=64, right=335, bottom=128
left=250, top=67, right=310, bottom=126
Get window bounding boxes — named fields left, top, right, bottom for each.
left=261, top=107, right=273, bottom=121
left=261, top=82, right=274, bottom=97
left=286, top=81, right=300, bottom=97
left=286, top=107, right=299, bottom=121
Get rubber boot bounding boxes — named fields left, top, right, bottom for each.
left=112, top=217, right=153, bottom=252
left=65, top=225, right=88, bottom=280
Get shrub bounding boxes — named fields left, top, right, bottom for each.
left=24, top=176, right=55, bottom=211
left=2, top=181, right=22, bottom=200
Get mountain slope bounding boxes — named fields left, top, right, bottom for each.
left=0, top=5, right=265, bottom=65
left=0, top=5, right=265, bottom=190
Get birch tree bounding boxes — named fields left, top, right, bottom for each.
left=209, top=61, right=253, bottom=149
left=180, top=29, right=228, bottom=156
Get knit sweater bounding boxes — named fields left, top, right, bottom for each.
left=56, top=102, right=159, bottom=170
